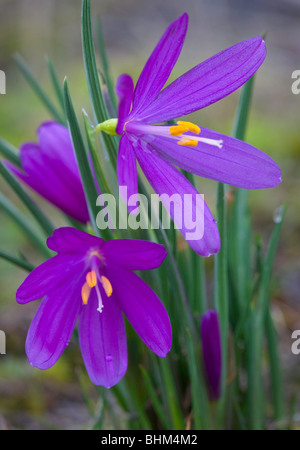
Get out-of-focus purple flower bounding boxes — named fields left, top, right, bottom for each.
left=98, top=13, right=281, bottom=257
left=6, top=121, right=89, bottom=224
left=200, top=310, right=222, bottom=401
left=16, top=227, right=171, bottom=388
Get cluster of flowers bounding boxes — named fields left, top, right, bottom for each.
left=8, top=14, right=280, bottom=395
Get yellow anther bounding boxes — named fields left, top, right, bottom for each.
left=81, top=282, right=91, bottom=305
left=100, top=276, right=113, bottom=298
left=177, top=121, right=201, bottom=135
left=177, top=138, right=198, bottom=147
left=169, top=125, right=189, bottom=136
left=86, top=270, right=97, bottom=288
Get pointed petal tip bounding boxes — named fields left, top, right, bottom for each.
left=157, top=341, right=172, bottom=358
left=178, top=12, right=189, bottom=24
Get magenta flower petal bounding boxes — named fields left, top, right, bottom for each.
left=25, top=281, right=82, bottom=370
left=110, top=266, right=172, bottom=358
left=115, top=74, right=134, bottom=134
left=47, top=227, right=104, bottom=254
left=37, top=122, right=80, bottom=175
left=136, top=37, right=266, bottom=124
left=6, top=121, right=89, bottom=224
left=79, top=288, right=127, bottom=388
left=130, top=13, right=188, bottom=118
left=104, top=239, right=167, bottom=270
left=149, top=127, right=281, bottom=189
left=134, top=140, right=220, bottom=256
left=117, top=134, right=138, bottom=213
left=200, top=310, right=222, bottom=401
left=16, top=254, right=85, bottom=304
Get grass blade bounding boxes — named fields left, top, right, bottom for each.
left=14, top=53, right=66, bottom=125
left=0, top=161, right=54, bottom=237
left=0, top=138, right=21, bottom=168
left=63, top=78, right=100, bottom=235
left=248, top=205, right=286, bottom=429
left=46, top=56, right=65, bottom=114
left=0, top=193, right=51, bottom=257
left=96, top=18, right=117, bottom=113
left=81, top=0, right=118, bottom=167
left=140, top=365, right=172, bottom=430
left=0, top=250, right=35, bottom=272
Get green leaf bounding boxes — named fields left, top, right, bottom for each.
left=46, top=56, right=65, bottom=115
left=0, top=250, right=35, bottom=272
left=82, top=109, right=114, bottom=197
left=214, top=182, right=229, bottom=425
left=159, top=358, right=185, bottom=430
left=113, top=379, right=152, bottom=430
left=247, top=205, right=286, bottom=430
left=229, top=75, right=255, bottom=319
left=96, top=18, right=117, bottom=113
left=14, top=53, right=66, bottom=125
left=0, top=161, right=54, bottom=237
left=265, top=308, right=286, bottom=426
left=81, top=0, right=118, bottom=167
left=139, top=365, right=171, bottom=429
left=0, top=193, right=51, bottom=257
left=81, top=0, right=108, bottom=123
left=63, top=78, right=100, bottom=235
left=0, top=138, right=21, bottom=168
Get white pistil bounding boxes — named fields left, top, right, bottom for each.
left=197, top=137, right=223, bottom=149
left=95, top=283, right=104, bottom=313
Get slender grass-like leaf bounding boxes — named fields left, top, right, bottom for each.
left=140, top=365, right=171, bottom=429
left=46, top=56, right=65, bottom=115
left=63, top=78, right=100, bottom=235
left=248, top=205, right=286, bottom=430
left=0, top=250, right=35, bottom=272
left=14, top=53, right=66, bottom=125
left=113, top=379, right=152, bottom=430
left=265, top=308, right=286, bottom=425
left=214, top=182, right=229, bottom=426
left=0, top=161, right=54, bottom=237
left=0, top=138, right=21, bottom=168
left=159, top=358, right=185, bottom=429
left=0, top=193, right=51, bottom=257
left=81, top=0, right=118, bottom=167
left=96, top=19, right=117, bottom=113
left=81, top=0, right=108, bottom=123
left=229, top=75, right=255, bottom=318
left=82, top=109, right=115, bottom=198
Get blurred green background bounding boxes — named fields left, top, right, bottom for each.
left=0, top=0, right=299, bottom=429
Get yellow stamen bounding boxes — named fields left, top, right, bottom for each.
left=100, top=276, right=113, bottom=297
left=86, top=270, right=97, bottom=288
left=81, top=282, right=91, bottom=305
left=177, top=138, right=198, bottom=147
left=177, top=121, right=201, bottom=135
left=169, top=125, right=189, bottom=136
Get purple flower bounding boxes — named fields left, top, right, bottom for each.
left=16, top=227, right=171, bottom=388
left=6, top=121, right=89, bottom=224
left=200, top=310, right=222, bottom=401
left=99, top=13, right=281, bottom=257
